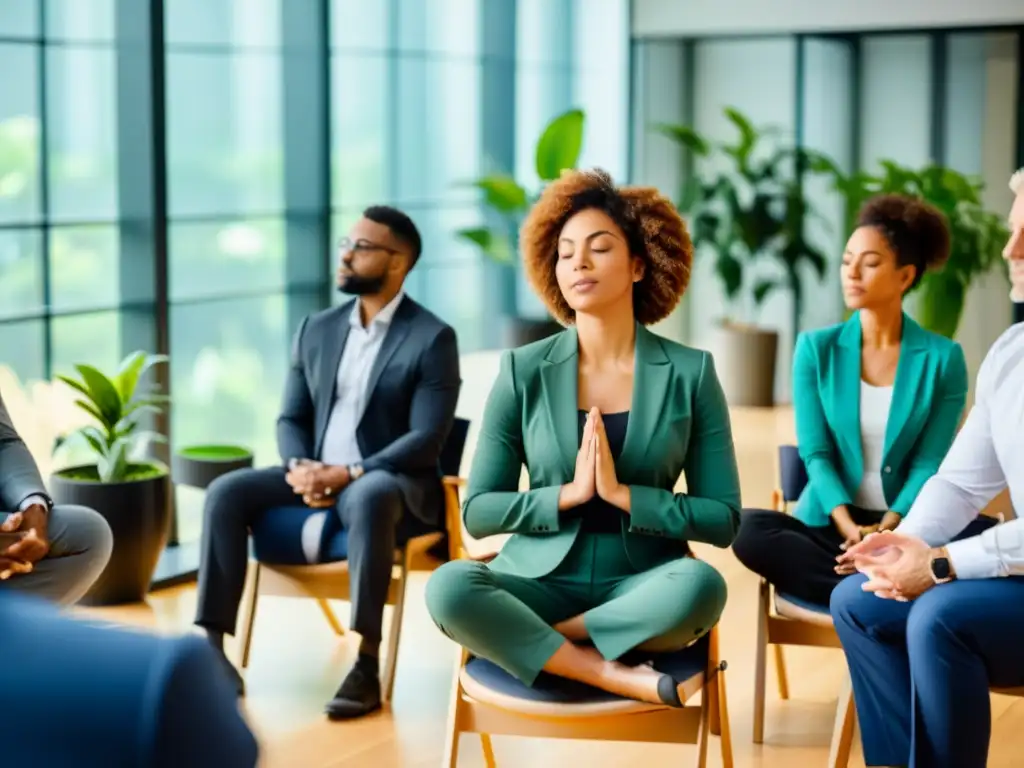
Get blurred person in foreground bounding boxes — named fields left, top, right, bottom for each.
left=830, top=168, right=1024, bottom=768
left=1, top=588, right=258, bottom=767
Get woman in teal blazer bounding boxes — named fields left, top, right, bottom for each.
left=426, top=170, right=742, bottom=707
left=732, top=194, right=968, bottom=607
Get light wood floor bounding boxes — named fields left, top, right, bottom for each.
left=81, top=407, right=1024, bottom=767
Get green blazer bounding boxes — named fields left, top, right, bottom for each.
left=463, top=324, right=742, bottom=579
left=792, top=311, right=968, bottom=528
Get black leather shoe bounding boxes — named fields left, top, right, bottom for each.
left=324, top=657, right=382, bottom=720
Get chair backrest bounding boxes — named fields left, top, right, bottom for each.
left=440, top=417, right=470, bottom=478
left=778, top=445, right=808, bottom=504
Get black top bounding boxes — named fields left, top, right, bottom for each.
left=569, top=410, right=629, bottom=534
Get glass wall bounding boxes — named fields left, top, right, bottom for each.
left=0, top=0, right=124, bottom=385
left=0, top=0, right=631, bottom=550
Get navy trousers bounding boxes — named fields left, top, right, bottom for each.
left=831, top=571, right=1024, bottom=767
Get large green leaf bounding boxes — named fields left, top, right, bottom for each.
left=472, top=176, right=528, bottom=213
left=455, top=226, right=514, bottom=263
left=115, top=351, right=167, bottom=404
left=652, top=123, right=710, bottom=156
left=72, top=364, right=122, bottom=428
left=98, top=437, right=129, bottom=483
left=752, top=278, right=778, bottom=307
left=535, top=109, right=585, bottom=181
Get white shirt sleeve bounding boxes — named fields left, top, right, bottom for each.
left=896, top=339, right=1013, bottom=579
left=18, top=494, right=49, bottom=512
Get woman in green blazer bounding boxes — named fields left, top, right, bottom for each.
left=426, top=170, right=742, bottom=707
left=732, top=195, right=968, bottom=607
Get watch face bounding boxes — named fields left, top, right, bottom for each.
left=932, top=557, right=952, bottom=580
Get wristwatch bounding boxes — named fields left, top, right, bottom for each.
left=930, top=549, right=955, bottom=584
left=348, top=464, right=365, bottom=481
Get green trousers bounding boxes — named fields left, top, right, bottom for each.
left=425, top=533, right=727, bottom=685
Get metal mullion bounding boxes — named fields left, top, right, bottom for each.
left=37, top=0, right=52, bottom=379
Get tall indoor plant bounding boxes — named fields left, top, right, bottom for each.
left=50, top=351, right=171, bottom=605
left=455, top=108, right=585, bottom=346
left=821, top=160, right=1009, bottom=338
left=654, top=108, right=830, bottom=406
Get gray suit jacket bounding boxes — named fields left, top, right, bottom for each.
left=276, top=295, right=462, bottom=526
left=0, top=388, right=50, bottom=512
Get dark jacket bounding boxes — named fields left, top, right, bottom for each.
left=276, top=294, right=461, bottom=526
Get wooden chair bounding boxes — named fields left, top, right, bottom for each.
left=754, top=445, right=844, bottom=746
left=236, top=417, right=470, bottom=702
left=440, top=516, right=735, bottom=768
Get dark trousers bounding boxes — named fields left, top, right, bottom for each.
left=832, top=571, right=1024, bottom=767
left=732, top=506, right=885, bottom=606
left=195, top=467, right=406, bottom=645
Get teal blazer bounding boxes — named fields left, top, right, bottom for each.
left=463, top=324, right=742, bottom=579
left=792, top=312, right=968, bottom=527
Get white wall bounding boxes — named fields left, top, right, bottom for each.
left=633, top=0, right=1024, bottom=37
left=952, top=33, right=1020, bottom=403
left=630, top=40, right=691, bottom=345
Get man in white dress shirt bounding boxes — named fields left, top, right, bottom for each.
left=830, top=169, right=1024, bottom=768
left=193, top=206, right=461, bottom=718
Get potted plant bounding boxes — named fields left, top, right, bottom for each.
left=653, top=107, right=830, bottom=406
left=173, top=444, right=254, bottom=490
left=455, top=108, right=586, bottom=347
left=820, top=160, right=1009, bottom=338
left=50, top=351, right=171, bottom=606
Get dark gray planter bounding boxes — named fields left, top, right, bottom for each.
left=49, top=464, right=171, bottom=606
left=173, top=446, right=254, bottom=490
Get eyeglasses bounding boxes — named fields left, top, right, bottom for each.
left=337, top=237, right=398, bottom=256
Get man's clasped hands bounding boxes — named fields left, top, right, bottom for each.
left=285, top=460, right=351, bottom=509
left=834, top=530, right=943, bottom=602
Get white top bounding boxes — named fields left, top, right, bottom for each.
left=853, top=381, right=894, bottom=511
left=319, top=290, right=405, bottom=467
left=898, top=324, right=1024, bottom=579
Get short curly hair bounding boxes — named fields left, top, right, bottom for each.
left=857, top=194, right=950, bottom=291
left=519, top=168, right=693, bottom=326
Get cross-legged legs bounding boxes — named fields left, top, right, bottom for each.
left=426, top=535, right=727, bottom=704
left=831, top=573, right=1024, bottom=768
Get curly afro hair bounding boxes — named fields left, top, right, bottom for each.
left=857, top=194, right=951, bottom=291
left=519, top=168, right=693, bottom=326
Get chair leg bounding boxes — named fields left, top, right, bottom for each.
left=753, top=580, right=769, bottom=744
left=773, top=643, right=790, bottom=700
left=827, top=672, right=857, bottom=768
left=706, top=627, right=721, bottom=737
left=717, top=667, right=734, bottom=768
left=693, top=667, right=712, bottom=768
left=238, top=562, right=261, bottom=669
left=381, top=558, right=409, bottom=703
left=480, top=735, right=497, bottom=768
left=317, top=599, right=345, bottom=636
left=442, top=646, right=469, bottom=768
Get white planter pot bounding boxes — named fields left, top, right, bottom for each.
left=707, top=323, right=779, bottom=407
